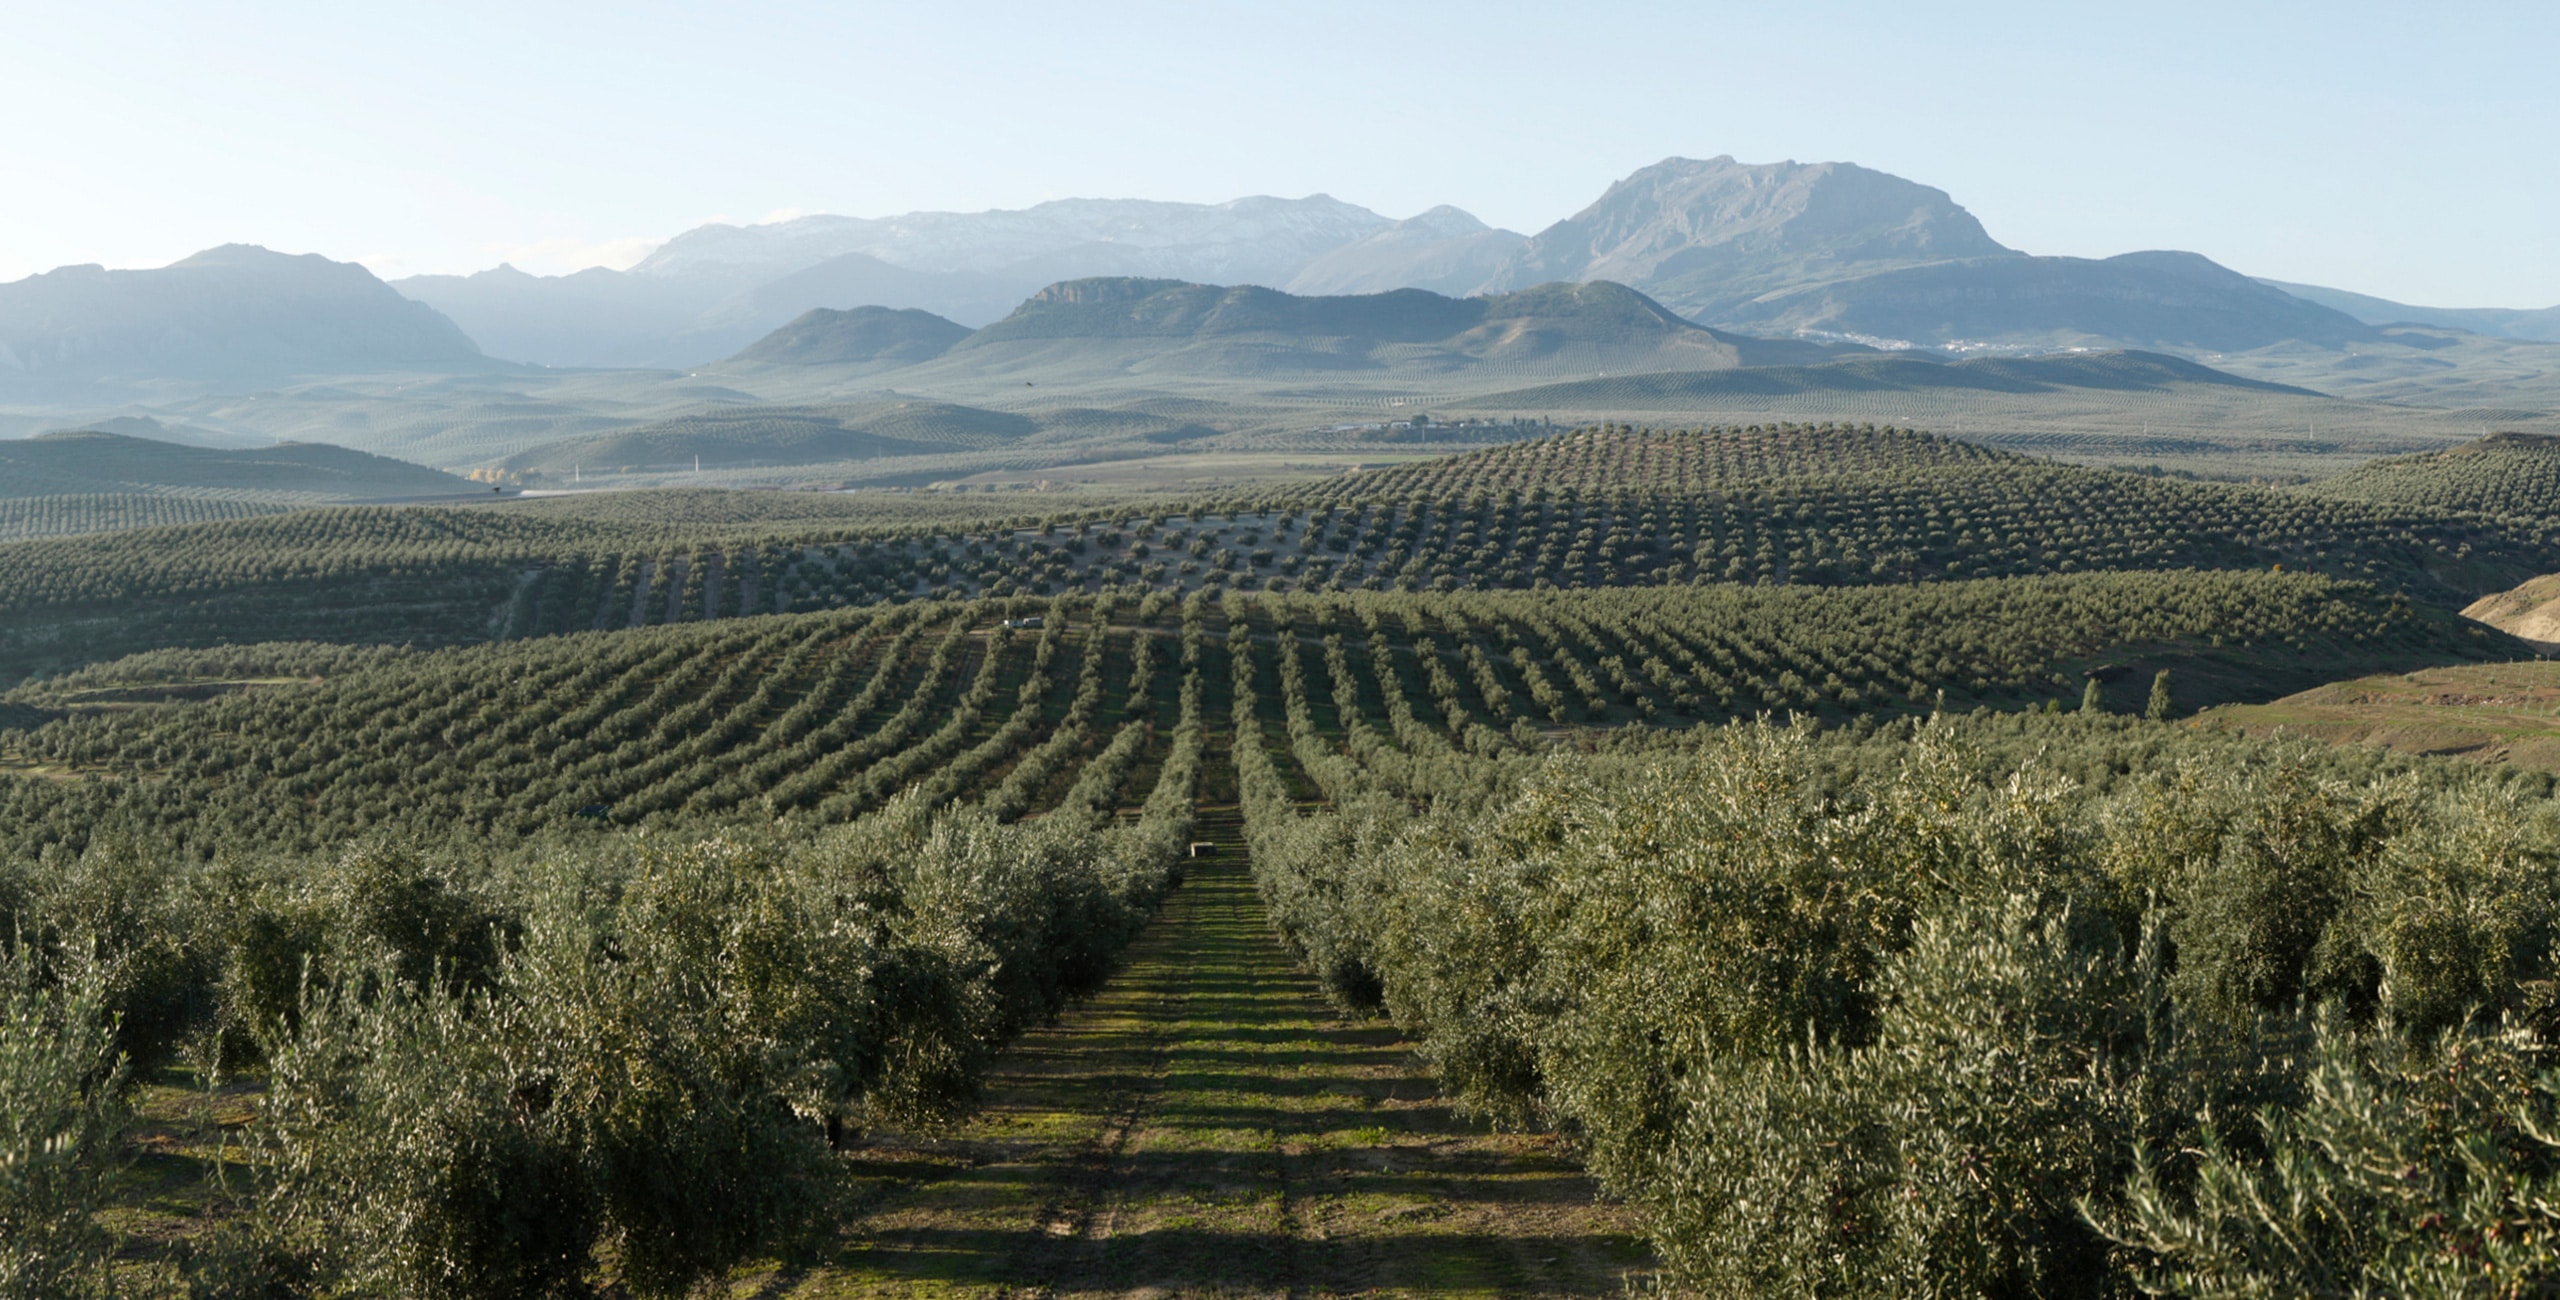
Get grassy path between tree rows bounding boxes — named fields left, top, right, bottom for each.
left=745, top=840, right=1647, bottom=1298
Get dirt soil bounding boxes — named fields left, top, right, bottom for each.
left=744, top=857, right=1647, bottom=1298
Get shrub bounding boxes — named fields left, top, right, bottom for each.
left=0, top=950, right=125, bottom=1300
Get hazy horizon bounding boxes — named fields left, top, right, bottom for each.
left=6, top=1, right=2556, bottom=308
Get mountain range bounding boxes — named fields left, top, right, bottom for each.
left=385, top=157, right=2449, bottom=369
left=3, top=155, right=2551, bottom=397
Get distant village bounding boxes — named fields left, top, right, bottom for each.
left=1310, top=413, right=1549, bottom=441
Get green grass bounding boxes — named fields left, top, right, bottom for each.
left=745, top=854, right=1646, bottom=1298
left=2201, top=659, right=2560, bottom=772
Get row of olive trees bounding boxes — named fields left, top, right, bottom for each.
left=13, top=420, right=2556, bottom=689
left=1242, top=713, right=2560, bottom=1296
left=0, top=645, right=1205, bottom=1296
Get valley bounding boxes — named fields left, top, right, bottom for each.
left=11, top=136, right=2560, bottom=1297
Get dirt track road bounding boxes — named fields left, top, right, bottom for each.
left=746, top=855, right=1645, bottom=1298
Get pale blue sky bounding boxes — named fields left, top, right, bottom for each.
left=5, top=0, right=2554, bottom=306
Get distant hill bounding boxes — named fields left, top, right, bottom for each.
left=632, top=195, right=1397, bottom=286
left=673, top=257, right=1020, bottom=360
left=725, top=306, right=972, bottom=368
left=2300, top=431, right=2560, bottom=518
left=0, top=245, right=484, bottom=393
left=924, top=276, right=1840, bottom=378
left=1715, top=250, right=2379, bottom=352
left=498, top=399, right=1036, bottom=475
left=0, top=430, right=473, bottom=500
left=1464, top=349, right=2315, bottom=409
left=1309, top=422, right=2023, bottom=499
left=0, top=494, right=298, bottom=544
left=2258, top=279, right=2560, bottom=343
left=34, top=414, right=263, bottom=449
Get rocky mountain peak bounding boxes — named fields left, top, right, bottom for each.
left=1483, top=155, right=2015, bottom=312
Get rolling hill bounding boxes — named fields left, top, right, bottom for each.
left=2298, top=431, right=2560, bottom=518
left=725, top=306, right=973, bottom=368
left=1462, top=349, right=2314, bottom=407
left=0, top=429, right=472, bottom=500
left=32, top=413, right=264, bottom=449
left=673, top=257, right=1020, bottom=360
left=497, top=399, right=1037, bottom=475
left=1716, top=250, right=2380, bottom=352
left=7, top=420, right=2554, bottom=685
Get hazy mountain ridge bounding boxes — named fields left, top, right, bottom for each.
left=385, top=263, right=734, bottom=372
left=0, top=157, right=2537, bottom=411
left=2258, top=279, right=2560, bottom=343
left=633, top=194, right=1397, bottom=281
left=1282, top=206, right=1528, bottom=296
left=0, top=245, right=485, bottom=394
left=390, top=156, right=2438, bottom=369
left=398, top=194, right=1451, bottom=366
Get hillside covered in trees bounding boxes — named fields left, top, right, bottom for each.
left=11, top=418, right=2560, bottom=1293
left=4, top=422, right=2555, bottom=684
left=2298, top=430, right=2560, bottom=519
